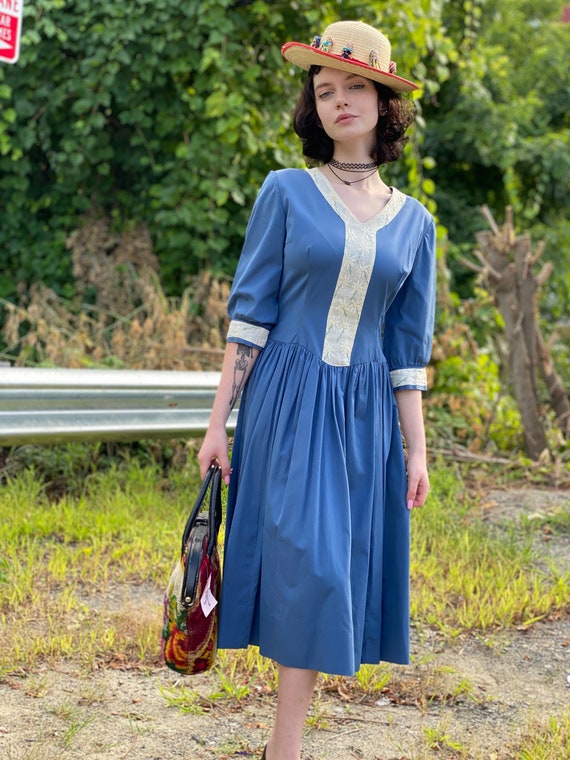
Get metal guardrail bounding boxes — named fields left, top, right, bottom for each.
left=0, top=368, right=235, bottom=446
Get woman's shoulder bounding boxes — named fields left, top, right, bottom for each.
left=265, top=167, right=311, bottom=191
left=395, top=189, right=434, bottom=229
left=254, top=168, right=312, bottom=206
left=251, top=168, right=312, bottom=214
left=272, top=167, right=309, bottom=179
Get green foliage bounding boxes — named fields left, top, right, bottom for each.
left=0, top=438, right=194, bottom=499
left=431, top=0, right=569, bottom=219
left=0, top=0, right=453, bottom=299
left=0, top=1, right=296, bottom=297
left=429, top=350, right=523, bottom=452
left=423, top=0, right=570, bottom=301
left=5, top=442, right=104, bottom=497
left=428, top=290, right=524, bottom=453
left=532, top=217, right=570, bottom=320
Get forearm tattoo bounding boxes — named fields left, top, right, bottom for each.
left=229, top=344, right=254, bottom=409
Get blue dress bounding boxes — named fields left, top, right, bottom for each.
left=217, top=168, right=436, bottom=676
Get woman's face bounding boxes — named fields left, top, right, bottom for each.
left=313, top=67, right=379, bottom=149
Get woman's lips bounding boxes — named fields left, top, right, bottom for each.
left=335, top=113, right=356, bottom=123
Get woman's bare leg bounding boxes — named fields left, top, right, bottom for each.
left=265, top=665, right=318, bottom=760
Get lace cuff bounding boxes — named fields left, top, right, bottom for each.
left=390, top=367, right=428, bottom=391
left=227, top=320, right=269, bottom=349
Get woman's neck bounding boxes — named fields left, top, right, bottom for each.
left=325, top=149, right=385, bottom=191
left=331, top=150, right=374, bottom=165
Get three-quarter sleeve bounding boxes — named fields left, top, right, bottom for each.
left=383, top=219, right=436, bottom=391
left=226, top=172, right=286, bottom=350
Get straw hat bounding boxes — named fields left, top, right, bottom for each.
left=281, top=20, right=417, bottom=93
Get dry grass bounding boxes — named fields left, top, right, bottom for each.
left=0, top=215, right=230, bottom=370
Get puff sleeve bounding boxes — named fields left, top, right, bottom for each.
left=226, top=172, right=286, bottom=350
left=383, top=218, right=436, bottom=391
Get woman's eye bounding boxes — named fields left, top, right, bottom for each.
left=350, top=84, right=365, bottom=90
left=318, top=91, right=333, bottom=99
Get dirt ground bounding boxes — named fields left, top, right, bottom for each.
left=1, top=487, right=569, bottom=760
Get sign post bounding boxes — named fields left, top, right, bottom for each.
left=0, top=0, right=24, bottom=64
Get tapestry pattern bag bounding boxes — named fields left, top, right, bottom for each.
left=162, top=465, right=222, bottom=674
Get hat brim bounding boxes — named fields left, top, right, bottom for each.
left=281, top=42, right=418, bottom=93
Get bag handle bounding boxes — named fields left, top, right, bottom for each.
left=207, top=465, right=222, bottom=556
left=180, top=464, right=222, bottom=557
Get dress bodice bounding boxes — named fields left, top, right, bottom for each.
left=226, top=169, right=435, bottom=388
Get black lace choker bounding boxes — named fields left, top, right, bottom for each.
left=327, top=164, right=378, bottom=186
left=329, top=158, right=378, bottom=172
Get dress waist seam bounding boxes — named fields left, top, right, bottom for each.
left=264, top=338, right=388, bottom=370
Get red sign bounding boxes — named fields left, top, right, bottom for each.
left=0, top=0, right=23, bottom=64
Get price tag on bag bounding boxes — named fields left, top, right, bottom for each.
left=200, top=574, right=218, bottom=618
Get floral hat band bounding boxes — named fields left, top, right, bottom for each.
left=281, top=20, right=418, bottom=93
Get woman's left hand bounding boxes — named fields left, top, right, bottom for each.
left=405, top=453, right=430, bottom=510
left=394, top=389, right=429, bottom=511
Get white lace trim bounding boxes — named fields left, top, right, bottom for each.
left=390, top=368, right=427, bottom=389
left=307, top=167, right=406, bottom=229
left=227, top=320, right=269, bottom=348
left=308, top=169, right=406, bottom=367
left=322, top=223, right=377, bottom=365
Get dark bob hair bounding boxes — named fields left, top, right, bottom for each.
left=293, top=66, right=415, bottom=166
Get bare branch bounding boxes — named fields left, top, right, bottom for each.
left=504, top=206, right=515, bottom=246
left=460, top=257, right=484, bottom=274
left=473, top=249, right=503, bottom=280
left=536, top=261, right=553, bottom=288
left=531, top=240, right=546, bottom=266
left=480, top=204, right=500, bottom=235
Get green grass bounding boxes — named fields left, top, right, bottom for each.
left=411, top=463, right=570, bottom=636
left=0, top=457, right=568, bottom=676
left=0, top=458, right=207, bottom=673
left=515, top=713, right=570, bottom=759
left=408, top=712, right=570, bottom=760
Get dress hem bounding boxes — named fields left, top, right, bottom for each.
left=217, top=643, right=410, bottom=677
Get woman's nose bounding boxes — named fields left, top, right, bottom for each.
left=336, top=91, right=349, bottom=107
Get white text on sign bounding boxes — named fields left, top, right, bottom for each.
left=0, top=0, right=22, bottom=64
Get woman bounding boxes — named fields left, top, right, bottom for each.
left=198, top=20, right=436, bottom=760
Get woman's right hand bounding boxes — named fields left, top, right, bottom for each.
left=198, top=425, right=231, bottom=484
left=197, top=341, right=259, bottom=486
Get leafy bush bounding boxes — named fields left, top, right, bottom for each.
left=0, top=0, right=452, bottom=299
left=427, top=296, right=524, bottom=453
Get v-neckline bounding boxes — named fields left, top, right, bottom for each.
left=306, top=167, right=405, bottom=229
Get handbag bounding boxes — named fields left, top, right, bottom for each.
left=162, top=464, right=223, bottom=674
